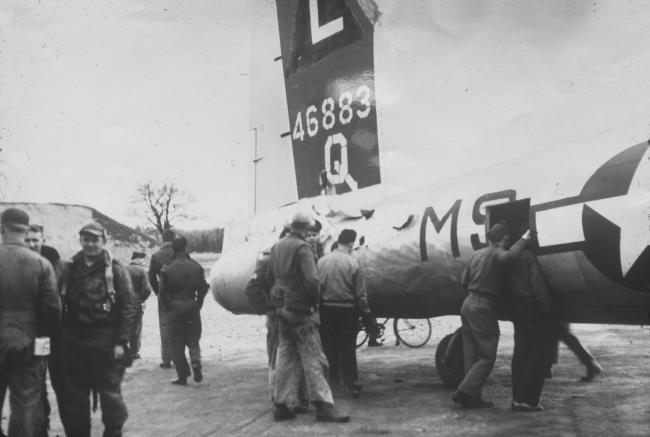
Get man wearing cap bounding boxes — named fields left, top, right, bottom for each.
left=159, top=236, right=209, bottom=385
left=452, top=221, right=530, bottom=409
left=0, top=208, right=61, bottom=437
left=149, top=229, right=176, bottom=368
left=125, top=251, right=152, bottom=360
left=58, top=222, right=137, bottom=437
left=269, top=211, right=349, bottom=423
left=318, top=229, right=378, bottom=398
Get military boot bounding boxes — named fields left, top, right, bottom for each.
left=273, top=403, right=296, bottom=422
left=314, top=402, right=350, bottom=423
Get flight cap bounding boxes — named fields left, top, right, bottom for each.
left=1, top=208, right=30, bottom=231
left=79, top=222, right=107, bottom=238
left=487, top=221, right=509, bottom=243
left=337, top=229, right=357, bottom=245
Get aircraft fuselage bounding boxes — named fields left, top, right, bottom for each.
left=211, top=140, right=650, bottom=325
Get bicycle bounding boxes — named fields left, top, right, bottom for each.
left=357, top=317, right=432, bottom=348
left=356, top=317, right=388, bottom=348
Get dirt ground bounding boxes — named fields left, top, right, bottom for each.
left=3, top=255, right=650, bottom=436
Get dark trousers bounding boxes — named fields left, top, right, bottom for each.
left=319, top=306, right=359, bottom=388
left=0, top=343, right=64, bottom=437
left=129, top=309, right=144, bottom=356
left=0, top=348, right=46, bottom=437
left=511, top=302, right=553, bottom=406
left=0, top=381, right=47, bottom=437
left=168, top=300, right=202, bottom=380
left=59, top=339, right=127, bottom=437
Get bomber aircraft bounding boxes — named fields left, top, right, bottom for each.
left=210, top=0, right=650, bottom=386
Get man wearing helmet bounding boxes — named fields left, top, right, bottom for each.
left=268, top=211, right=349, bottom=423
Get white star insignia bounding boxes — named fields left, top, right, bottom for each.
left=586, top=147, right=650, bottom=277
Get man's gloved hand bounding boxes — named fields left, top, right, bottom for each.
left=115, top=343, right=133, bottom=367
left=367, top=322, right=382, bottom=338
left=361, top=313, right=381, bottom=337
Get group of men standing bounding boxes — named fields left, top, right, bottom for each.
left=454, top=221, right=602, bottom=412
left=0, top=204, right=605, bottom=433
left=246, top=211, right=380, bottom=423
left=0, top=209, right=136, bottom=437
left=247, top=213, right=603, bottom=424
left=0, top=208, right=208, bottom=436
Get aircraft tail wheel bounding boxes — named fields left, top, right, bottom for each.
left=435, top=328, right=464, bottom=389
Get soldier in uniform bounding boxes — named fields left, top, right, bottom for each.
left=1, top=223, right=65, bottom=436
left=318, top=229, right=379, bottom=398
left=125, top=251, right=152, bottom=360
left=25, top=224, right=66, bottom=433
left=159, top=236, right=209, bottom=385
left=269, top=211, right=349, bottom=423
left=453, top=222, right=530, bottom=409
left=509, top=247, right=554, bottom=412
left=58, top=222, right=137, bottom=437
left=149, top=229, right=175, bottom=368
left=0, top=209, right=60, bottom=437
left=245, top=226, right=311, bottom=412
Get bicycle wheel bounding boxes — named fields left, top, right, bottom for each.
left=393, top=318, right=432, bottom=348
left=356, top=329, right=368, bottom=348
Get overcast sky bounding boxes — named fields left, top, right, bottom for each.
left=0, top=0, right=253, bottom=229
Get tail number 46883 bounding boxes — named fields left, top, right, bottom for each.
left=292, top=85, right=372, bottom=142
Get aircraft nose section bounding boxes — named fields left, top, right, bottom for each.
left=209, top=246, right=258, bottom=315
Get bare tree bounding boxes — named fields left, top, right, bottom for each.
left=132, top=181, right=194, bottom=236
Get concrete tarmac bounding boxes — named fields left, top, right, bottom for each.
left=31, top=297, right=650, bottom=437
